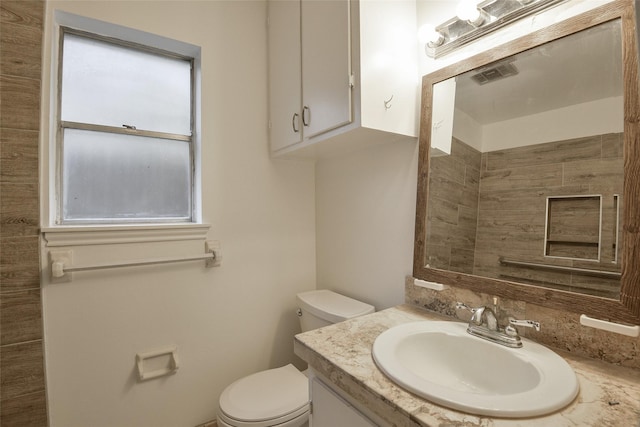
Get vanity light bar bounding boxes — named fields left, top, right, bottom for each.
left=425, top=0, right=567, bottom=58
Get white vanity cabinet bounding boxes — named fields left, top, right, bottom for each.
left=310, top=375, right=378, bottom=427
left=267, top=0, right=419, bottom=159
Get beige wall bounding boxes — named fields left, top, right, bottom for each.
left=0, top=1, right=48, bottom=425
left=315, top=0, right=618, bottom=312
left=315, top=0, right=638, bottom=363
left=3, top=0, right=634, bottom=425
left=39, top=1, right=316, bottom=426
left=316, top=140, right=418, bottom=309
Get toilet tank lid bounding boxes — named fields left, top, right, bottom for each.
left=296, top=290, right=375, bottom=323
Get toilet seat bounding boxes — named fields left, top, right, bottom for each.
left=218, top=364, right=310, bottom=427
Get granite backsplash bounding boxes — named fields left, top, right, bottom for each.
left=405, top=276, right=639, bottom=370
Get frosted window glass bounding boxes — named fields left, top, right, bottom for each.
left=61, top=33, right=191, bottom=135
left=62, top=129, right=191, bottom=221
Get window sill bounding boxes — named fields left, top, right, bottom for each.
left=42, top=223, right=211, bottom=247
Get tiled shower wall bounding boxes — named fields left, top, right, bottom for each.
left=475, top=133, right=623, bottom=299
left=427, top=133, right=623, bottom=299
left=0, top=1, right=48, bottom=426
left=425, top=138, right=481, bottom=274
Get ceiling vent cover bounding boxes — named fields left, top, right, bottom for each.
left=471, top=62, right=519, bottom=85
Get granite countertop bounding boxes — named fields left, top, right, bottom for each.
left=294, top=304, right=640, bottom=427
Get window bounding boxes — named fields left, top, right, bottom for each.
left=57, top=28, right=195, bottom=224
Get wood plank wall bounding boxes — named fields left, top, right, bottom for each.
left=476, top=133, right=623, bottom=298
left=0, top=1, right=48, bottom=425
left=425, top=137, right=481, bottom=274
left=426, top=133, right=623, bottom=299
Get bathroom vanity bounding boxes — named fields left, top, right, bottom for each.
left=294, top=304, right=640, bottom=427
left=294, top=1, right=640, bottom=424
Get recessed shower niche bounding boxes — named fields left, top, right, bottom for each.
left=544, top=195, right=602, bottom=261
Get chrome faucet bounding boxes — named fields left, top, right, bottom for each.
left=456, top=302, right=540, bottom=348
left=470, top=306, right=499, bottom=331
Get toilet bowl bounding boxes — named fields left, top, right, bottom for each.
left=217, top=290, right=375, bottom=427
left=217, top=364, right=309, bottom=427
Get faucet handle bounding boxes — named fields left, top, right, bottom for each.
left=508, top=318, right=541, bottom=332
left=455, top=302, right=477, bottom=312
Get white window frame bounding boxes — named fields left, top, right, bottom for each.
left=43, top=11, right=207, bottom=244
left=57, top=28, right=195, bottom=225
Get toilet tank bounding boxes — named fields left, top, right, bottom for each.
left=296, top=290, right=375, bottom=332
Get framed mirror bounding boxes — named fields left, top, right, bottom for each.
left=414, top=0, right=640, bottom=324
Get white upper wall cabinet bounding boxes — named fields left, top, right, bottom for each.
left=268, top=0, right=303, bottom=151
left=268, top=0, right=419, bottom=159
left=302, top=0, right=352, bottom=139
left=268, top=0, right=351, bottom=151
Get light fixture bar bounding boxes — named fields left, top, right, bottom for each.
left=426, top=0, right=566, bottom=58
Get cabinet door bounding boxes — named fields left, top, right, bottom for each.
left=311, top=377, right=377, bottom=427
left=359, top=0, right=419, bottom=137
left=301, top=0, right=352, bottom=139
left=268, top=0, right=303, bottom=151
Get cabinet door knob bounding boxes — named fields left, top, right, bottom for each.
left=302, top=106, right=311, bottom=127
left=292, top=113, right=300, bottom=133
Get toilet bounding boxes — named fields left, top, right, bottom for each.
left=217, top=289, right=375, bottom=427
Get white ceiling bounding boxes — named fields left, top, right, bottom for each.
left=454, top=19, right=623, bottom=125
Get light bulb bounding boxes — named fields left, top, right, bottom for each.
left=456, top=0, right=481, bottom=22
left=418, top=24, right=444, bottom=47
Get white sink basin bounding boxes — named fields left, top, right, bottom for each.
left=372, top=321, right=579, bottom=417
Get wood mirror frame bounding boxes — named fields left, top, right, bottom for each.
left=414, top=0, right=640, bottom=324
